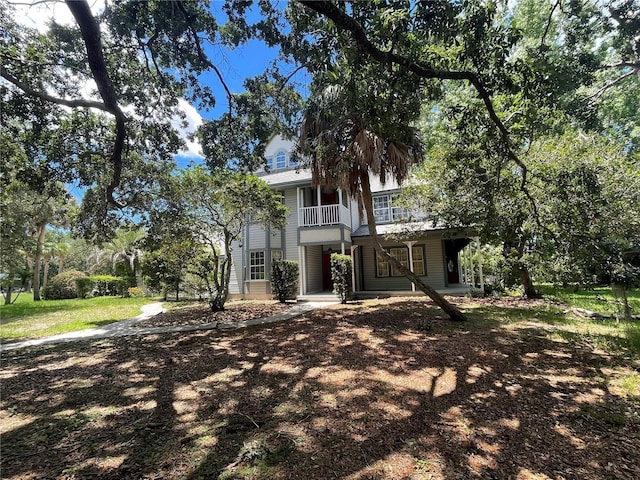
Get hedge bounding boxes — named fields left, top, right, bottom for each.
left=330, top=254, right=352, bottom=304
left=42, top=271, right=87, bottom=300
left=89, top=275, right=127, bottom=297
left=272, top=260, right=299, bottom=303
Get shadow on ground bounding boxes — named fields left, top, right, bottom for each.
left=1, top=299, right=639, bottom=479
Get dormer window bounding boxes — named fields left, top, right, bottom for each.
left=276, top=151, right=287, bottom=169
left=266, top=157, right=274, bottom=171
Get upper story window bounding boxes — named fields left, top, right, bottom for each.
left=373, top=196, right=390, bottom=223
left=263, top=150, right=299, bottom=173
left=373, top=193, right=411, bottom=224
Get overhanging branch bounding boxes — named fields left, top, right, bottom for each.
left=297, top=0, right=545, bottom=227
left=0, top=68, right=108, bottom=111
left=66, top=0, right=127, bottom=208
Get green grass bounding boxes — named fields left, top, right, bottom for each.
left=538, top=284, right=640, bottom=316
left=0, top=293, right=155, bottom=342
left=467, top=286, right=640, bottom=360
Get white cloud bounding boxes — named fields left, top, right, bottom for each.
left=175, top=99, right=204, bottom=159
left=12, top=0, right=105, bottom=32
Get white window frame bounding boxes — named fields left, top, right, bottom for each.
left=276, top=151, right=286, bottom=169
left=375, top=246, right=426, bottom=277
left=373, top=195, right=390, bottom=223
left=249, top=251, right=266, bottom=280
left=411, top=246, right=426, bottom=276
left=390, top=247, right=408, bottom=277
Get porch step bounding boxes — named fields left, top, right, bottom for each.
left=297, top=293, right=339, bottom=303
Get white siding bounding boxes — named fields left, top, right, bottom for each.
left=306, top=245, right=323, bottom=293
left=248, top=224, right=266, bottom=250
left=270, top=229, right=282, bottom=249
left=284, top=188, right=299, bottom=261
left=228, top=243, right=244, bottom=295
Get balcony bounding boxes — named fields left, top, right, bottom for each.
left=299, top=204, right=350, bottom=227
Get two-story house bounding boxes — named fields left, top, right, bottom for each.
left=228, top=135, right=482, bottom=300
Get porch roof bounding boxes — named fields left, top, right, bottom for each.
left=351, top=222, right=474, bottom=238
left=259, top=168, right=312, bottom=187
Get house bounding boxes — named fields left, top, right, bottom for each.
left=228, top=135, right=483, bottom=299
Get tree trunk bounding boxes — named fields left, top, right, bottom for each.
left=519, top=266, right=539, bottom=299
left=360, top=174, right=467, bottom=322
left=3, top=271, right=13, bottom=305
left=42, top=257, right=51, bottom=288
left=58, top=256, right=65, bottom=273
left=32, top=222, right=46, bottom=301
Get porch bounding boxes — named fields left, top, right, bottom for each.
left=297, top=185, right=351, bottom=228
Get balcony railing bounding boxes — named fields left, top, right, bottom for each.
left=299, top=204, right=350, bottom=227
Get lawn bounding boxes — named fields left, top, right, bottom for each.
left=1, top=296, right=639, bottom=480
left=0, top=294, right=155, bottom=342
left=537, top=284, right=640, bottom=316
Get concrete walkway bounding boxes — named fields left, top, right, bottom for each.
left=1, top=301, right=337, bottom=352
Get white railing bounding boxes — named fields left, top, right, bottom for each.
left=299, top=204, right=350, bottom=227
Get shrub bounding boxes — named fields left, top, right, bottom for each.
left=90, top=275, right=126, bottom=297
left=330, top=254, right=352, bottom=304
left=75, top=277, right=95, bottom=299
left=42, top=271, right=87, bottom=300
left=272, top=260, right=299, bottom=303
left=127, top=286, right=146, bottom=298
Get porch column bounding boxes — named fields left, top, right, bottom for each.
left=299, top=245, right=306, bottom=295
left=469, top=242, right=475, bottom=288
left=351, top=245, right=358, bottom=294
left=296, top=187, right=301, bottom=226
left=459, top=250, right=466, bottom=285
left=341, top=242, right=345, bottom=255
left=475, top=236, right=484, bottom=292
left=404, top=241, right=417, bottom=292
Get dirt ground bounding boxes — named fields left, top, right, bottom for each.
left=134, top=301, right=295, bottom=328
left=1, top=297, right=639, bottom=480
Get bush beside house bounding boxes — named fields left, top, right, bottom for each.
left=272, top=260, right=299, bottom=303
left=330, top=254, right=352, bottom=304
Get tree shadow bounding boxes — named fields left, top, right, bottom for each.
left=1, top=298, right=639, bottom=479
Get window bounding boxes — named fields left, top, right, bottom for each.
left=265, top=157, right=274, bottom=171
left=375, top=246, right=426, bottom=277
left=271, top=250, right=283, bottom=262
left=288, top=155, right=298, bottom=168
left=390, top=247, right=408, bottom=277
left=391, top=194, right=410, bottom=221
left=276, top=151, right=286, bottom=169
left=250, top=251, right=265, bottom=280
left=373, top=194, right=411, bottom=223
left=412, top=246, right=425, bottom=275
left=376, top=253, right=389, bottom=277
left=373, top=196, right=390, bottom=223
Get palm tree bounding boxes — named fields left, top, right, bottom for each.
left=106, top=228, right=147, bottom=292
left=299, top=81, right=466, bottom=321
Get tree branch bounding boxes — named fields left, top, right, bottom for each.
left=66, top=0, right=127, bottom=208
left=297, top=2, right=531, bottom=189
left=0, top=68, right=108, bottom=111
left=585, top=68, right=637, bottom=103
left=540, top=0, right=561, bottom=49
left=174, top=0, right=233, bottom=113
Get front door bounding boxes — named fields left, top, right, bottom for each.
left=322, top=253, right=332, bottom=290
left=322, top=250, right=351, bottom=291
left=444, top=240, right=461, bottom=285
